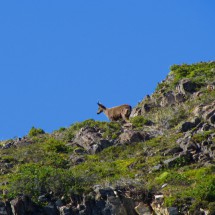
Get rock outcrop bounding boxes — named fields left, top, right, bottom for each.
left=73, top=126, right=114, bottom=154
left=1, top=62, right=215, bottom=215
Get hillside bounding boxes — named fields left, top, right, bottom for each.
left=0, top=61, right=215, bottom=215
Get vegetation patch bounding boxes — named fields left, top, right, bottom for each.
left=28, top=127, right=45, bottom=137
left=170, top=62, right=215, bottom=86
left=9, top=163, right=84, bottom=201
left=130, top=115, right=152, bottom=129
left=64, top=119, right=122, bottom=141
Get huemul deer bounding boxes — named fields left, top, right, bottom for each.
left=97, top=102, right=132, bottom=122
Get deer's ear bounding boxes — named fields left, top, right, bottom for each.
left=97, top=101, right=101, bottom=105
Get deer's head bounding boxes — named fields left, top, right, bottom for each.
left=97, top=102, right=106, bottom=114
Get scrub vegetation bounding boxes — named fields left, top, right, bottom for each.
left=0, top=61, right=215, bottom=214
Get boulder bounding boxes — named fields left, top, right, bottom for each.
left=73, top=126, right=114, bottom=154
left=134, top=202, right=152, bottom=215
left=179, top=136, right=199, bottom=153
left=163, top=147, right=183, bottom=156
left=10, top=195, right=38, bottom=215
left=180, top=121, right=196, bottom=132
left=180, top=117, right=201, bottom=132
left=160, top=91, right=186, bottom=107
left=104, top=196, right=127, bottom=215
left=119, top=130, right=150, bottom=144
left=69, top=155, right=85, bottom=165
left=142, top=103, right=151, bottom=113
left=59, top=206, right=73, bottom=215
left=151, top=194, right=179, bottom=215
left=0, top=201, right=8, bottom=215
left=209, top=114, right=215, bottom=124
left=175, top=93, right=186, bottom=103
left=176, top=79, right=198, bottom=95
left=130, top=107, right=141, bottom=118
left=163, top=153, right=193, bottom=168
left=160, top=91, right=176, bottom=107
left=43, top=203, right=59, bottom=215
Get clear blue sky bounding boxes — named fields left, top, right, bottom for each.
left=0, top=1, right=215, bottom=139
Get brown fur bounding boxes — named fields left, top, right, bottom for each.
left=97, top=103, right=132, bottom=122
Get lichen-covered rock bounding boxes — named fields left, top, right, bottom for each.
left=10, top=195, right=39, bottom=215
left=130, top=107, right=141, bottom=118
left=163, top=153, right=193, bottom=168
left=59, top=206, right=73, bottom=215
left=73, top=126, right=114, bottom=154
left=134, top=202, right=152, bottom=215
left=119, top=130, right=150, bottom=144
left=160, top=91, right=176, bottom=107
left=180, top=121, right=196, bottom=132
left=151, top=195, right=179, bottom=215
left=176, top=78, right=198, bottom=95
left=0, top=201, right=8, bottom=215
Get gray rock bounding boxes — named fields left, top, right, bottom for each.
left=151, top=164, right=163, bottom=171
left=44, top=204, right=58, bottom=215
left=55, top=199, right=64, bottom=208
left=209, top=114, right=215, bottom=124
left=201, top=123, right=211, bottom=131
left=2, top=142, right=14, bottom=149
left=175, top=93, right=186, bottom=103
left=163, top=147, right=183, bottom=156
left=142, top=103, right=151, bottom=112
left=69, top=155, right=85, bottom=165
left=130, top=107, right=141, bottom=118
left=119, top=130, right=150, bottom=144
left=176, top=79, right=198, bottom=95
left=104, top=196, right=127, bottom=215
left=73, top=126, right=114, bottom=154
left=166, top=207, right=179, bottom=215
left=10, top=195, right=38, bottom=215
left=59, top=206, right=73, bottom=215
left=151, top=195, right=179, bottom=215
left=179, top=138, right=199, bottom=153
left=163, top=153, right=192, bottom=168
left=38, top=194, right=49, bottom=203
left=74, top=148, right=87, bottom=155
left=180, top=121, right=196, bottom=132
left=161, top=91, right=176, bottom=107
left=0, top=201, right=8, bottom=215
left=94, top=188, right=115, bottom=200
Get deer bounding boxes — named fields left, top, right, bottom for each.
left=97, top=102, right=132, bottom=122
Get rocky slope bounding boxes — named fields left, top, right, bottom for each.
left=0, top=61, right=215, bottom=215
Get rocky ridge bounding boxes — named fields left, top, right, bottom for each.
left=0, top=62, right=215, bottom=214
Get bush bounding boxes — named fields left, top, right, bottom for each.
left=130, top=116, right=152, bottom=128
left=43, top=138, right=70, bottom=153
left=29, top=127, right=45, bottom=137
left=170, top=62, right=215, bottom=86
left=192, top=131, right=213, bottom=143
left=9, top=163, right=84, bottom=200
left=65, top=119, right=121, bottom=141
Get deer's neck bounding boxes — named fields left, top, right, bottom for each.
left=103, top=108, right=109, bottom=118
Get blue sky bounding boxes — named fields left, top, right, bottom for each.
left=0, top=1, right=215, bottom=139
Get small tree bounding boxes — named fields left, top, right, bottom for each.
left=29, top=127, right=45, bottom=137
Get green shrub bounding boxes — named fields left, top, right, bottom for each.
left=65, top=119, right=121, bottom=141
left=192, top=131, right=213, bottom=143
left=156, top=171, right=191, bottom=186
left=29, top=127, right=45, bottom=137
left=130, top=116, right=152, bottom=128
left=9, top=163, right=84, bottom=200
left=160, top=166, right=215, bottom=210
left=43, top=138, right=70, bottom=153
left=170, top=62, right=215, bottom=86
left=101, top=122, right=121, bottom=139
